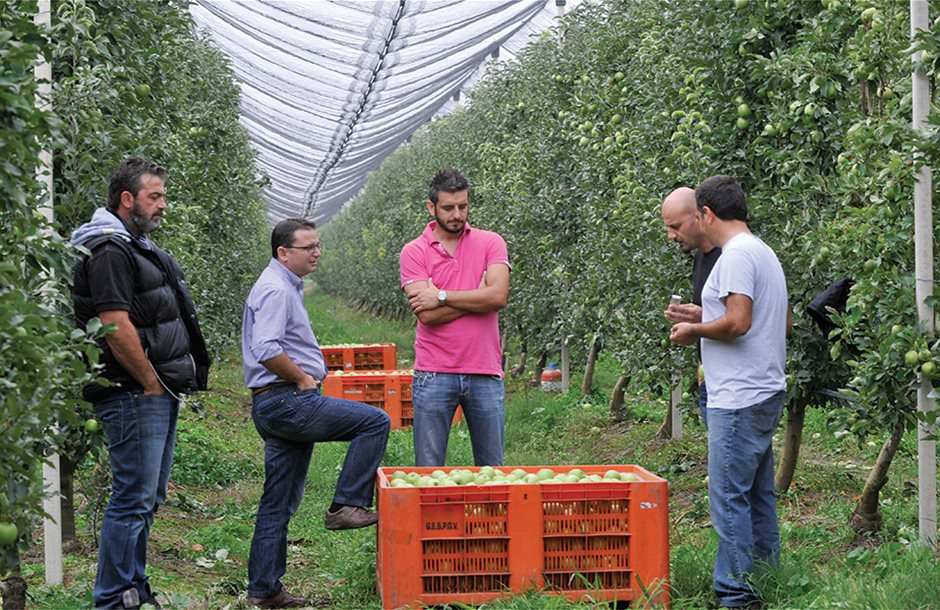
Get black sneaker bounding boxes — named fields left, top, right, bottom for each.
left=140, top=595, right=163, bottom=609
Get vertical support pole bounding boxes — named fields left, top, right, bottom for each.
left=35, top=0, right=64, bottom=584
left=911, top=0, right=937, bottom=549
left=560, top=335, right=571, bottom=394
left=670, top=379, right=683, bottom=440
left=35, top=0, right=53, bottom=223
left=42, top=457, right=63, bottom=585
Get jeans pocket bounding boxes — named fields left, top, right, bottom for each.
left=95, top=403, right=126, bottom=449
left=132, top=391, right=173, bottom=408
left=744, top=395, right=783, bottom=437
left=412, top=370, right=436, bottom=388
left=253, top=393, right=301, bottom=438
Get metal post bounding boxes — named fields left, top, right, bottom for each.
left=555, top=0, right=566, bottom=45
left=911, top=0, right=937, bottom=549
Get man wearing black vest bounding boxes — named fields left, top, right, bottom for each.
left=72, top=157, right=210, bottom=610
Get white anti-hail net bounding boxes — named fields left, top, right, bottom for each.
left=189, top=0, right=576, bottom=225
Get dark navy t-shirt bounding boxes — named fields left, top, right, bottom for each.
left=692, top=247, right=721, bottom=306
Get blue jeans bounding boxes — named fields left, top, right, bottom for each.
left=247, top=387, right=390, bottom=598
left=412, top=371, right=505, bottom=467
left=708, top=390, right=785, bottom=607
left=699, top=380, right=709, bottom=432
left=93, top=390, right=178, bottom=609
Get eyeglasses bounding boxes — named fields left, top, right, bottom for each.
left=285, top=241, right=323, bottom=252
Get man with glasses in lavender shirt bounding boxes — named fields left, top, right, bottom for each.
left=400, top=169, right=511, bottom=467
left=242, top=218, right=390, bottom=609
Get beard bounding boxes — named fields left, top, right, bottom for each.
left=131, top=200, right=162, bottom=234
left=435, top=214, right=465, bottom=234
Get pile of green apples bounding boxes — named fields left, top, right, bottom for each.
left=387, top=466, right=639, bottom=488
left=331, top=369, right=412, bottom=377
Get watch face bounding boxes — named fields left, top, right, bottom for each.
left=437, top=290, right=446, bottom=302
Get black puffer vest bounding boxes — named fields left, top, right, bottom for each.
left=73, top=234, right=210, bottom=402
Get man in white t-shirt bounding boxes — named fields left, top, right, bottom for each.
left=669, top=175, right=789, bottom=610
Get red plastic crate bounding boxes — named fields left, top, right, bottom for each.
left=321, top=370, right=461, bottom=431
left=320, top=343, right=397, bottom=371
left=376, top=464, right=669, bottom=609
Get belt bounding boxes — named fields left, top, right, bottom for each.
left=252, top=382, right=295, bottom=397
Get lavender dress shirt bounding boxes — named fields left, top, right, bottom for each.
left=242, top=258, right=327, bottom=389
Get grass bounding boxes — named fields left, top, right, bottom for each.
left=15, top=285, right=940, bottom=609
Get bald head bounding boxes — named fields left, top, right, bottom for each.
left=662, top=187, right=708, bottom=252
left=663, top=187, right=696, bottom=216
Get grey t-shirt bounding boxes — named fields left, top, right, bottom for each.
left=701, top=232, right=788, bottom=409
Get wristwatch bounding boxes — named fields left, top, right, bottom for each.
left=437, top=290, right=447, bottom=307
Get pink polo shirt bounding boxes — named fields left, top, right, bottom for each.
left=400, top=221, right=510, bottom=376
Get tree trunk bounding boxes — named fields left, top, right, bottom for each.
left=60, top=454, right=78, bottom=543
left=774, top=397, right=807, bottom=492
left=581, top=333, right=600, bottom=395
left=500, top=333, right=509, bottom=373
left=850, top=419, right=906, bottom=535
left=656, top=402, right=672, bottom=440
left=529, top=351, right=547, bottom=387
left=1, top=568, right=26, bottom=610
left=510, top=341, right=528, bottom=378
left=609, top=374, right=629, bottom=422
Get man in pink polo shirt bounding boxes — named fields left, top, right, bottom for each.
left=400, top=169, right=511, bottom=466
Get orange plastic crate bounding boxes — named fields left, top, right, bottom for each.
left=321, top=370, right=461, bottom=431
left=376, top=464, right=669, bottom=609
left=320, top=343, right=397, bottom=371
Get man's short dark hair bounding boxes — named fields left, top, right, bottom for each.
left=428, top=169, right=469, bottom=204
left=107, top=156, right=168, bottom=211
left=271, top=218, right=317, bottom=258
left=695, top=175, right=748, bottom=222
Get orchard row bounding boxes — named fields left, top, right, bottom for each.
left=317, top=0, right=940, bottom=526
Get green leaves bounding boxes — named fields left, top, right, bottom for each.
left=315, top=0, right=930, bottom=451
left=0, top=0, right=269, bottom=575
left=51, top=0, right=269, bottom=352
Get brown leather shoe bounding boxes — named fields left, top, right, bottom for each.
left=247, top=588, right=310, bottom=608
left=324, top=505, right=378, bottom=530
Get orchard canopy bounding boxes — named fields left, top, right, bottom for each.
left=190, top=0, right=580, bottom=225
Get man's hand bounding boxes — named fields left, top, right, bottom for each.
left=670, top=322, right=699, bottom=346
left=297, top=373, right=319, bottom=392
left=408, top=280, right=442, bottom=314
left=671, top=294, right=751, bottom=345
left=99, top=310, right=163, bottom=395
left=664, top=302, right=702, bottom=324
left=260, top=353, right=320, bottom=390
left=402, top=279, right=466, bottom=325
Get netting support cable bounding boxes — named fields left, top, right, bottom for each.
left=303, top=0, right=408, bottom=218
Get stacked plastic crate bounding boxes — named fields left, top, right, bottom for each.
left=320, top=342, right=397, bottom=372
left=375, top=464, right=669, bottom=608
left=320, top=343, right=461, bottom=430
